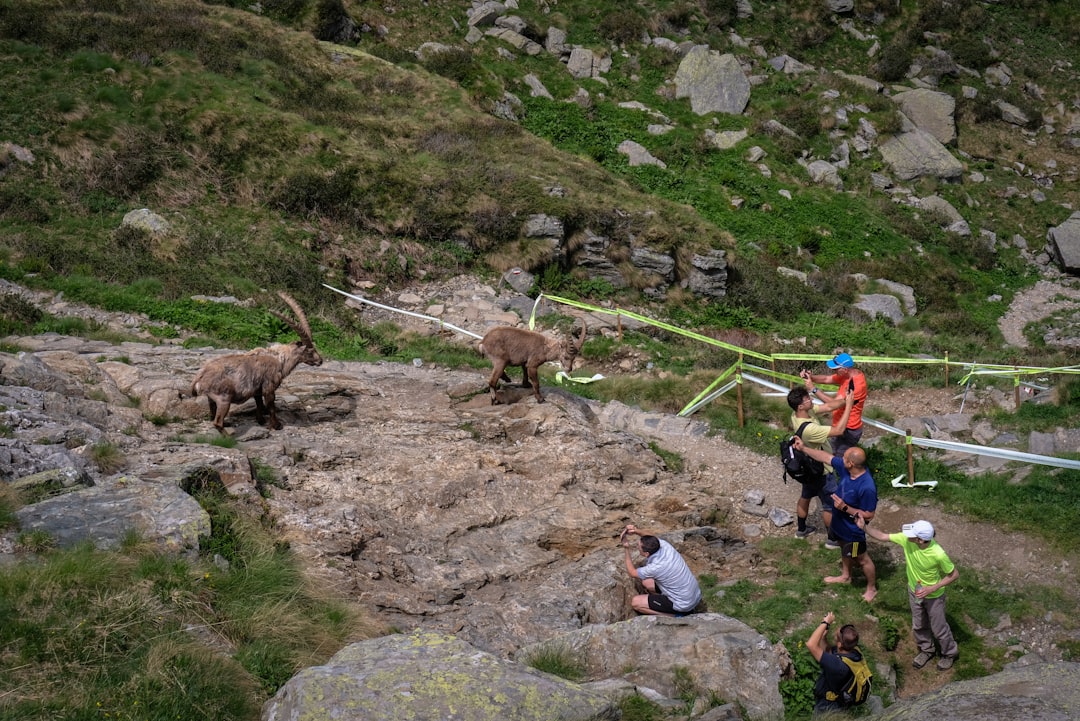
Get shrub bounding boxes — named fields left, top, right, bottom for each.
left=0, top=187, right=51, bottom=223
left=702, top=0, right=739, bottom=28
left=0, top=291, right=44, bottom=335
left=874, top=31, right=917, bottom=81
left=262, top=0, right=309, bottom=24
left=949, top=35, right=992, bottom=69
left=599, top=10, right=647, bottom=45
left=91, top=442, right=126, bottom=474
left=776, top=100, right=821, bottom=140
left=421, top=47, right=478, bottom=85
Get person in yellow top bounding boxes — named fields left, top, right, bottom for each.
left=857, top=516, right=960, bottom=670
left=786, top=387, right=855, bottom=547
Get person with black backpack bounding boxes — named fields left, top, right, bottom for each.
left=785, top=388, right=855, bottom=545
left=808, top=611, right=873, bottom=714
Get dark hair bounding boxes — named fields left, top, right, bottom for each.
left=639, top=535, right=661, bottom=555
left=787, top=387, right=809, bottom=411
left=838, top=624, right=859, bottom=651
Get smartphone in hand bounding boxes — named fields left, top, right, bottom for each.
left=848, top=378, right=856, bottom=392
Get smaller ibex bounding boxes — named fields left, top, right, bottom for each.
left=479, top=319, right=586, bottom=404
left=190, top=293, right=323, bottom=433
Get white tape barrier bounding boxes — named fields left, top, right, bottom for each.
left=743, top=372, right=1080, bottom=472
left=323, top=283, right=483, bottom=340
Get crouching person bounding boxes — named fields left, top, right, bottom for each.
left=621, top=524, right=702, bottom=617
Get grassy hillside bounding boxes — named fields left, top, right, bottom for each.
left=0, top=0, right=1078, bottom=364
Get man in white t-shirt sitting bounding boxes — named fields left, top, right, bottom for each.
left=621, top=524, right=702, bottom=616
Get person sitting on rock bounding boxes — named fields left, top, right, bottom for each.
left=621, top=524, right=702, bottom=616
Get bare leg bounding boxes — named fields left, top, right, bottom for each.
left=527, top=363, right=544, bottom=402
left=859, top=553, right=877, bottom=602
left=825, top=556, right=852, bottom=584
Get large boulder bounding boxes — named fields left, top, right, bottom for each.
left=1047, top=211, right=1080, bottom=274
left=674, top=46, right=751, bottom=115
left=878, top=128, right=963, bottom=181
left=874, top=661, right=1080, bottom=721
left=15, top=476, right=210, bottom=555
left=517, top=614, right=785, bottom=721
left=262, top=631, right=618, bottom=721
left=892, top=89, right=956, bottom=145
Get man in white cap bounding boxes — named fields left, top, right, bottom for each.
left=801, top=352, right=868, bottom=457
left=856, top=516, right=960, bottom=670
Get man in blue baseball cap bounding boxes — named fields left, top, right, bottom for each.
left=800, top=352, right=868, bottom=457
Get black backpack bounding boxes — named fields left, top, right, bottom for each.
left=780, top=422, right=826, bottom=484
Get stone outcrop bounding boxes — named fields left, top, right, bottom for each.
left=517, top=614, right=785, bottom=721
left=878, top=128, right=964, bottom=181
left=263, top=630, right=619, bottom=721
left=1047, top=211, right=1080, bottom=275
left=892, top=88, right=956, bottom=145
left=874, top=661, right=1080, bottom=721
left=674, top=47, right=751, bottom=115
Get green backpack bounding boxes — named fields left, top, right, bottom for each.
left=825, top=651, right=873, bottom=706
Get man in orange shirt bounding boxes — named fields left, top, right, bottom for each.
left=801, top=353, right=868, bottom=457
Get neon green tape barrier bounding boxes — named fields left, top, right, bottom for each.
left=681, top=363, right=739, bottom=413
left=538, top=294, right=1080, bottom=380
left=543, top=294, right=773, bottom=361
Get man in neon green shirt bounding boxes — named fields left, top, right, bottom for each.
left=857, top=517, right=960, bottom=670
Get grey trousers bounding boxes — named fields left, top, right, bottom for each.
left=909, top=589, right=958, bottom=658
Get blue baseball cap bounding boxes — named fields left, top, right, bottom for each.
left=827, top=353, right=854, bottom=369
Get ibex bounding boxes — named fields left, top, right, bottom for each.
left=479, top=319, right=586, bottom=404
left=190, top=292, right=323, bottom=433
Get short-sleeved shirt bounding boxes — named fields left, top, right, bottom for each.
left=636, top=539, right=702, bottom=613
left=790, top=412, right=832, bottom=455
left=827, top=371, right=867, bottom=430
left=887, top=533, right=956, bottom=598
left=830, top=458, right=877, bottom=543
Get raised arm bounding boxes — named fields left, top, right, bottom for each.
left=855, top=515, right=889, bottom=541
left=792, top=435, right=835, bottom=465
left=807, top=611, right=835, bottom=662
left=827, top=392, right=856, bottom=437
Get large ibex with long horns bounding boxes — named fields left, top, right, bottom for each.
left=190, top=293, right=323, bottom=433
left=479, top=319, right=586, bottom=404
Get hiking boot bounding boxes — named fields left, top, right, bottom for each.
left=824, top=538, right=841, bottom=550
left=936, top=656, right=956, bottom=671
left=912, top=651, right=935, bottom=669
left=795, top=525, right=817, bottom=538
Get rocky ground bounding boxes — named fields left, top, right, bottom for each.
left=3, top=276, right=1079, bottom=703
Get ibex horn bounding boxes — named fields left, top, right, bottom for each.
left=271, top=292, right=314, bottom=346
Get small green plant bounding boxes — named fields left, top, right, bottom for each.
left=648, top=441, right=685, bottom=473
left=251, top=458, right=284, bottom=497
left=879, top=615, right=901, bottom=651
left=16, top=529, right=55, bottom=552
left=90, top=441, right=126, bottom=474
left=521, top=643, right=586, bottom=681
left=619, top=693, right=665, bottom=721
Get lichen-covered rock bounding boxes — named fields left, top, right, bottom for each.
left=874, top=661, right=1080, bottom=721
left=674, top=46, right=750, bottom=115
left=517, top=614, right=785, bottom=721
left=261, top=631, right=619, bottom=721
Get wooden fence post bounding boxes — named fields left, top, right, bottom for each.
left=944, top=351, right=949, bottom=388
left=1014, top=367, right=1020, bottom=411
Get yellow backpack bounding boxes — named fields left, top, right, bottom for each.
left=825, top=651, right=873, bottom=706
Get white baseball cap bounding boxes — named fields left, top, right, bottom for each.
left=902, top=520, right=934, bottom=541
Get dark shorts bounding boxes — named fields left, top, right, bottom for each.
left=841, top=539, right=867, bottom=559
left=646, top=593, right=676, bottom=614
left=830, top=427, right=863, bottom=457
left=800, top=474, right=838, bottom=511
